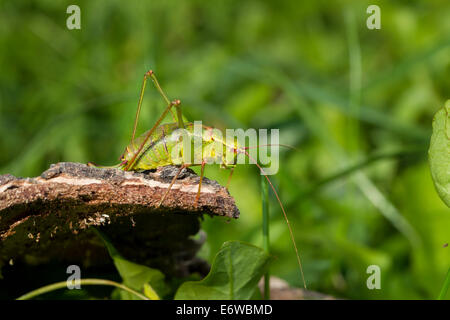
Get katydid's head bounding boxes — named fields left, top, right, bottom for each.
left=118, top=147, right=132, bottom=170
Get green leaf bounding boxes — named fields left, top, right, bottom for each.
left=143, top=283, right=160, bottom=300
left=428, top=100, right=450, bottom=207
left=174, top=241, right=272, bottom=300
left=94, top=229, right=167, bottom=300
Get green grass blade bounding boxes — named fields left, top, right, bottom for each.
left=345, top=9, right=362, bottom=154
left=261, top=175, right=270, bottom=300
left=438, top=266, right=450, bottom=300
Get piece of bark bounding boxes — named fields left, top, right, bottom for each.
left=0, top=162, right=239, bottom=277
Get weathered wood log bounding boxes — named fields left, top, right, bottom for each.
left=0, top=162, right=239, bottom=277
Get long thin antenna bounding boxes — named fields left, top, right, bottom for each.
left=243, top=144, right=299, bottom=151
left=242, top=149, right=307, bottom=289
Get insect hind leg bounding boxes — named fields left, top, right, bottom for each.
left=125, top=70, right=185, bottom=171
left=131, top=70, right=178, bottom=142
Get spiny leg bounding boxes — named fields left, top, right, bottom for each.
left=131, top=70, right=177, bottom=142
left=125, top=98, right=181, bottom=171
left=149, top=70, right=184, bottom=129
left=195, top=162, right=206, bottom=207
left=157, top=165, right=188, bottom=208
left=125, top=70, right=185, bottom=171
left=147, top=70, right=183, bottom=128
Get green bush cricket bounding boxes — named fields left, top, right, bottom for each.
left=88, top=70, right=307, bottom=289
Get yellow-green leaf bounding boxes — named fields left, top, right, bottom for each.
left=428, top=100, right=450, bottom=207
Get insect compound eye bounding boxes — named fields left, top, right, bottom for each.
left=118, top=148, right=129, bottom=161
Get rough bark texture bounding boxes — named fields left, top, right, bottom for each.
left=0, top=162, right=239, bottom=277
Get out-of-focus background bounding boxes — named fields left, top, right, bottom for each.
left=0, top=0, right=449, bottom=299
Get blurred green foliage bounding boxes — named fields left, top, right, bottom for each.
left=0, top=0, right=449, bottom=299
